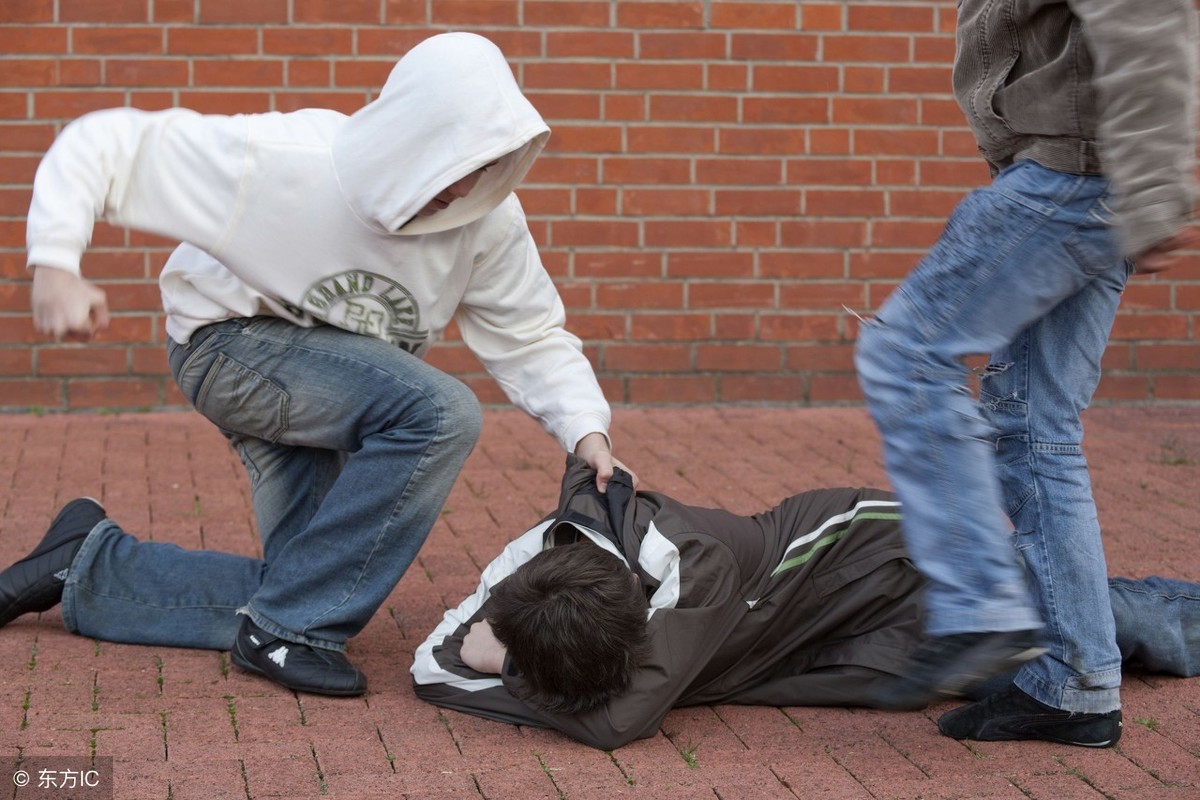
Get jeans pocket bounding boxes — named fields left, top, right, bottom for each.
left=193, top=353, right=290, bottom=443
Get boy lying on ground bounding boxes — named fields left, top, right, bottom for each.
left=412, top=457, right=1199, bottom=750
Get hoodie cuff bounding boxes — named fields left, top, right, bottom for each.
left=27, top=243, right=85, bottom=276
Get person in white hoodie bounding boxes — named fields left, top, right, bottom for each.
left=6, top=32, right=633, bottom=697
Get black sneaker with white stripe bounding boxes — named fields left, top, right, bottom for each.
left=231, top=616, right=368, bottom=697
left=0, top=498, right=105, bottom=627
left=938, top=684, right=1122, bottom=747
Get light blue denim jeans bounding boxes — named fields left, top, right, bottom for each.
left=61, top=317, right=482, bottom=652
left=855, top=160, right=1129, bottom=713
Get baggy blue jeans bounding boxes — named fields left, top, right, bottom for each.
left=855, top=160, right=1128, bottom=713
left=61, top=317, right=482, bottom=652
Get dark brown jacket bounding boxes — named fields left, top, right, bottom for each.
left=412, top=457, right=924, bottom=750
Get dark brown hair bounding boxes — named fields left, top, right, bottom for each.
left=487, top=542, right=649, bottom=715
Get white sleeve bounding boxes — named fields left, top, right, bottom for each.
left=26, top=107, right=249, bottom=275
left=410, top=521, right=551, bottom=689
left=454, top=196, right=611, bottom=452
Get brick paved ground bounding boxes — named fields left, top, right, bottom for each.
left=0, top=406, right=1196, bottom=799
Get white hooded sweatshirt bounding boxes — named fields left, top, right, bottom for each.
left=26, top=32, right=609, bottom=451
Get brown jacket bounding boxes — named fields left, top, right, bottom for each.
left=412, top=457, right=923, bottom=750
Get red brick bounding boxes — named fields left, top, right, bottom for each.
left=294, top=0, right=382, bottom=23
left=60, top=0, right=149, bottom=22
left=0, top=378, right=61, bottom=408
left=810, top=373, right=864, bottom=402
left=73, top=27, right=164, bottom=55
left=168, top=28, right=259, bottom=54
left=604, top=343, right=692, bottom=372
left=34, top=91, right=127, bottom=118
left=714, top=189, right=802, bottom=216
left=711, top=3, right=797, bottom=30
left=786, top=158, right=872, bottom=186
left=1136, top=344, right=1200, bottom=371
left=694, top=158, right=782, bottom=186
left=200, top=0, right=288, bottom=24
left=689, top=282, right=773, bottom=309
left=748, top=64, right=835, bottom=92
left=627, top=374, right=715, bottom=403
left=781, top=220, right=868, bottom=249
left=549, top=220, right=639, bottom=248
left=545, top=124, right=622, bottom=153
left=760, top=313, right=842, bottom=341
left=628, top=125, right=715, bottom=154
left=786, top=343, right=855, bottom=371
left=760, top=251, right=846, bottom=280
left=780, top=282, right=867, bottom=311
left=664, top=252, right=753, bottom=278
left=624, top=188, right=710, bottom=216
left=599, top=92, right=645, bottom=121
left=824, top=34, right=911, bottom=63
left=847, top=5, right=935, bottom=32
left=37, top=346, right=128, bottom=376
left=263, top=28, right=354, bottom=55
left=833, top=97, right=919, bottom=125
left=649, top=94, right=738, bottom=123
left=575, top=252, right=663, bottom=280
left=730, top=33, right=820, bottom=61
left=720, top=374, right=806, bottom=402
left=844, top=66, right=885, bottom=93
left=106, top=59, right=190, bottom=87
left=154, top=0, right=194, bottom=23
left=525, top=1, right=609, bottom=27
left=742, top=97, right=829, bottom=125
left=1153, top=375, right=1200, bottom=399
left=596, top=282, right=684, bottom=310
left=801, top=3, right=845, bottom=32
left=546, top=31, right=635, bottom=59
left=1112, top=314, right=1190, bottom=341
left=192, top=60, right=284, bottom=87
left=630, top=313, right=711, bottom=341
left=67, top=377, right=161, bottom=408
left=646, top=220, right=733, bottom=248
left=639, top=32, right=727, bottom=60
left=430, top=0, right=520, bottom=26
left=696, top=344, right=782, bottom=372
left=176, top=92, right=272, bottom=114
left=0, top=26, right=67, bottom=54
left=616, top=2, right=705, bottom=29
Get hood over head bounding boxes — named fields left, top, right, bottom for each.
left=331, top=32, right=550, bottom=235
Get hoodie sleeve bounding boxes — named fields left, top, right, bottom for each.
left=454, top=195, right=610, bottom=452
left=26, top=107, right=249, bottom=275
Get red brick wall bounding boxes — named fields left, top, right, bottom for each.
left=1, top=0, right=1197, bottom=411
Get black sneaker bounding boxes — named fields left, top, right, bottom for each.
left=0, top=498, right=105, bottom=628
left=938, top=684, right=1122, bottom=747
left=870, top=629, right=1047, bottom=710
left=230, top=616, right=368, bottom=697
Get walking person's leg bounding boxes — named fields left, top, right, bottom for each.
left=937, top=239, right=1128, bottom=745
left=855, top=161, right=1119, bottom=710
